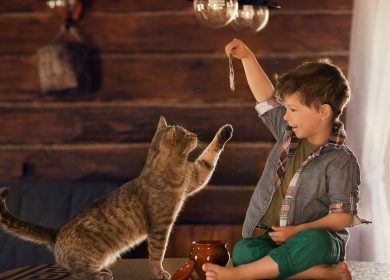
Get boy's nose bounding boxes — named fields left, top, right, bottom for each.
left=283, top=112, right=289, bottom=122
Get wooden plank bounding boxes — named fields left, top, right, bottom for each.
left=0, top=55, right=40, bottom=94
left=0, top=0, right=353, bottom=13
left=0, top=14, right=352, bottom=55
left=277, top=0, right=353, bottom=11
left=5, top=181, right=251, bottom=224
left=178, top=186, right=253, bottom=224
left=123, top=224, right=243, bottom=258
left=0, top=105, right=274, bottom=144
left=0, top=55, right=349, bottom=102
left=0, top=143, right=272, bottom=184
left=0, top=0, right=191, bottom=13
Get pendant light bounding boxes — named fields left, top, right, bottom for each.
left=188, top=0, right=280, bottom=32
left=193, top=0, right=239, bottom=28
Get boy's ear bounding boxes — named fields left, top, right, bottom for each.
left=320, top=104, right=333, bottom=120
left=157, top=116, right=168, bottom=130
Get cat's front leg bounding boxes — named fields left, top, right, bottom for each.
left=187, top=124, right=233, bottom=196
left=148, top=227, right=172, bottom=279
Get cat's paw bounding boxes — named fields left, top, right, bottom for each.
left=217, top=124, right=233, bottom=146
left=97, top=271, right=113, bottom=280
left=154, top=270, right=171, bottom=280
left=98, top=269, right=113, bottom=280
left=151, top=265, right=171, bottom=280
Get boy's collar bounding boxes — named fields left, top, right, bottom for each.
left=326, top=121, right=346, bottom=149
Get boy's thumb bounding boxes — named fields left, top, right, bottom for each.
left=272, top=226, right=281, bottom=231
left=202, top=263, right=215, bottom=272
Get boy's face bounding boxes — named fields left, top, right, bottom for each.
left=282, top=93, right=328, bottom=140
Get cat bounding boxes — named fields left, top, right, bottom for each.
left=0, top=116, right=233, bottom=280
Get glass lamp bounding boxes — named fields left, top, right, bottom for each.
left=46, top=0, right=76, bottom=8
left=231, top=4, right=269, bottom=32
left=193, top=0, right=238, bottom=28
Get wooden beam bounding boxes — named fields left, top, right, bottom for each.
left=0, top=14, right=352, bottom=55
left=178, top=185, right=254, bottom=224
left=0, top=0, right=353, bottom=14
left=0, top=55, right=349, bottom=102
left=0, top=105, right=275, bottom=143
left=0, top=143, right=272, bottom=184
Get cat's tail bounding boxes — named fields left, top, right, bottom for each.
left=0, top=187, right=58, bottom=250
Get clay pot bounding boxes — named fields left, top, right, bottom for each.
left=189, top=240, right=230, bottom=280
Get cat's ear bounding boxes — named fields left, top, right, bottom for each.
left=151, top=116, right=168, bottom=150
left=157, top=116, right=168, bottom=130
left=166, top=128, right=176, bottom=144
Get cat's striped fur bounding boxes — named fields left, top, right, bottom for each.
left=0, top=116, right=233, bottom=280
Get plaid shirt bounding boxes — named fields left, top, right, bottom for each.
left=276, top=111, right=348, bottom=226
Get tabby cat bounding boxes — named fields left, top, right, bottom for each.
left=0, top=116, right=233, bottom=280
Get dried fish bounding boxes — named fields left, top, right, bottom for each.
left=229, top=55, right=235, bottom=91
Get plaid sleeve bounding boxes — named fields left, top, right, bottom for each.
left=255, top=97, right=287, bottom=140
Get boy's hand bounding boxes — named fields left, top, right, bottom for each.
left=268, top=226, right=300, bottom=245
left=225, top=38, right=251, bottom=60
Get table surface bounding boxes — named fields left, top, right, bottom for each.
left=1, top=258, right=390, bottom=280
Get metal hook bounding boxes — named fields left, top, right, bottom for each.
left=64, top=0, right=74, bottom=30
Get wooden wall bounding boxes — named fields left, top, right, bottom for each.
left=0, top=0, right=353, bottom=257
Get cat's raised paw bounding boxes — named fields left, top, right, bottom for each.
left=217, top=124, right=233, bottom=145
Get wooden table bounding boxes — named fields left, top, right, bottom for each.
left=1, top=258, right=390, bottom=279
left=1, top=259, right=187, bottom=280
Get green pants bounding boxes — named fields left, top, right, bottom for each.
left=232, top=229, right=342, bottom=279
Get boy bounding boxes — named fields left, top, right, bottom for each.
left=202, top=39, right=370, bottom=280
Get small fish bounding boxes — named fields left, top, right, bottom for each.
left=229, top=55, right=235, bottom=91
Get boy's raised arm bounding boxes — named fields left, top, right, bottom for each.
left=225, top=39, right=274, bottom=103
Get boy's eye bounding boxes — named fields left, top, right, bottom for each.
left=286, top=107, right=296, bottom=112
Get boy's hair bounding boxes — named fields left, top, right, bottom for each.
left=273, top=59, right=350, bottom=122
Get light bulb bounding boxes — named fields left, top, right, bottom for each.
left=231, top=4, right=269, bottom=32
left=193, top=0, right=238, bottom=28
left=46, top=0, right=76, bottom=9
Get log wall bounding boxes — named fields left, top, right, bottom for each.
left=0, top=0, right=353, bottom=258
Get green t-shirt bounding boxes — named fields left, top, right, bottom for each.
left=261, top=139, right=319, bottom=227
